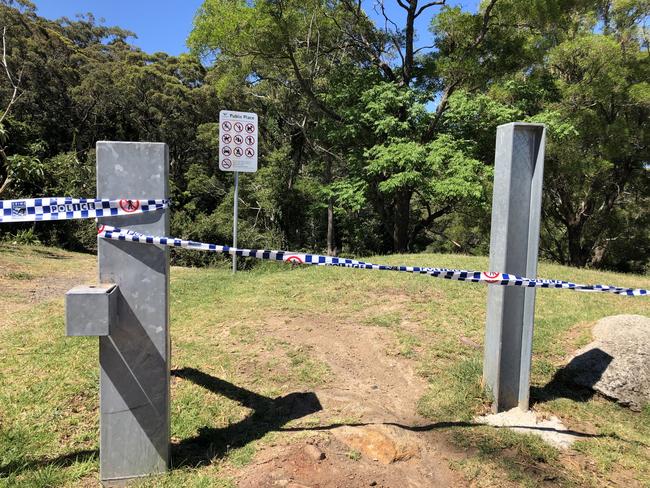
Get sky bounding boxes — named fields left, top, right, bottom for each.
left=32, top=0, right=480, bottom=56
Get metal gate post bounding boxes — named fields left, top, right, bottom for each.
left=483, top=123, right=545, bottom=413
left=96, top=142, right=170, bottom=482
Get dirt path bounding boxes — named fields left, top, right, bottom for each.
left=268, top=315, right=427, bottom=424
left=235, top=315, right=468, bottom=488
left=0, top=246, right=95, bottom=322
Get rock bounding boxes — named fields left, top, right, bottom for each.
left=332, top=425, right=420, bottom=464
left=303, top=444, right=326, bottom=461
left=564, top=314, right=650, bottom=411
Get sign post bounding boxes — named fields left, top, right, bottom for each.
left=219, top=110, right=258, bottom=273
left=233, top=171, right=239, bottom=273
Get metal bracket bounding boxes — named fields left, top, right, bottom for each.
left=65, top=284, right=118, bottom=337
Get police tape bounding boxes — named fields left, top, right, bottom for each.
left=0, top=197, right=168, bottom=223
left=98, top=225, right=648, bottom=297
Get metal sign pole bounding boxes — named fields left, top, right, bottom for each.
left=232, top=171, right=239, bottom=273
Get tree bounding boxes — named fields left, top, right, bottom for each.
left=505, top=0, right=650, bottom=270
left=190, top=0, right=529, bottom=252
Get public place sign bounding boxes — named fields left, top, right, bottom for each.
left=219, top=110, right=258, bottom=172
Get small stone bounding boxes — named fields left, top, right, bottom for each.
left=370, top=482, right=377, bottom=486
left=303, top=444, right=326, bottom=461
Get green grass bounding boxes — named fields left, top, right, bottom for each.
left=0, top=244, right=648, bottom=486
left=346, top=450, right=362, bottom=461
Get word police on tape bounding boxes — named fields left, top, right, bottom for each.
left=0, top=197, right=168, bottom=223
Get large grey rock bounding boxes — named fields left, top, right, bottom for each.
left=565, top=315, right=650, bottom=411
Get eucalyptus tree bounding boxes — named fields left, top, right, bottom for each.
left=494, top=0, right=650, bottom=270
left=190, top=0, right=540, bottom=253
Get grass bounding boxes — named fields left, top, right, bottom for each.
left=0, top=243, right=648, bottom=486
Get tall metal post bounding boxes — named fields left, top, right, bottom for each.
left=232, top=171, right=239, bottom=273
left=483, top=123, right=545, bottom=413
left=96, top=142, right=170, bottom=482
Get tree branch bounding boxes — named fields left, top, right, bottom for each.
left=378, top=0, right=405, bottom=66
left=415, top=0, right=445, bottom=19
left=285, top=41, right=343, bottom=122
left=0, top=26, right=23, bottom=126
left=426, top=0, right=499, bottom=136
left=472, top=0, right=498, bottom=49
left=396, top=0, right=410, bottom=10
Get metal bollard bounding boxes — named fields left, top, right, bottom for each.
left=96, top=141, right=170, bottom=482
left=66, top=142, right=170, bottom=484
left=483, top=123, right=546, bottom=413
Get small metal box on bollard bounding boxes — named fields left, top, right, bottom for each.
left=65, top=284, right=118, bottom=336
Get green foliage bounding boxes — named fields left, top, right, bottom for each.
left=0, top=0, right=646, bottom=271
left=5, top=154, right=43, bottom=190
left=3, top=227, right=40, bottom=245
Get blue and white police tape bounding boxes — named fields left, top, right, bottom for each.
left=98, top=225, right=648, bottom=297
left=0, top=197, right=168, bottom=223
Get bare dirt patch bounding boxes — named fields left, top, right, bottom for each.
left=234, top=314, right=469, bottom=487
left=264, top=315, right=427, bottom=424
left=0, top=245, right=95, bottom=320
left=237, top=436, right=457, bottom=488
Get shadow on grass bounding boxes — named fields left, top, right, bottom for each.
left=279, top=421, right=604, bottom=439
left=171, top=367, right=605, bottom=470
left=29, top=248, right=72, bottom=259
left=530, top=348, right=613, bottom=406
left=0, top=449, right=97, bottom=478
left=172, top=367, right=323, bottom=468
left=1, top=362, right=621, bottom=479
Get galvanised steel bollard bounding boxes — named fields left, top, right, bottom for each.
left=96, top=142, right=170, bottom=482
left=65, top=142, right=170, bottom=483
left=483, top=123, right=546, bottom=413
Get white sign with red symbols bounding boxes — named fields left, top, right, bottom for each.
left=219, top=110, right=258, bottom=172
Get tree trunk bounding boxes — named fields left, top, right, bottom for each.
left=393, top=190, right=411, bottom=252
left=566, top=222, right=589, bottom=267
left=327, top=198, right=338, bottom=256
left=324, top=158, right=338, bottom=256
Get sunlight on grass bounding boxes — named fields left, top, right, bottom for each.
left=0, top=243, right=648, bottom=486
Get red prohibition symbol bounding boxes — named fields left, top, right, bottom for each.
left=245, top=123, right=255, bottom=133
left=245, top=135, right=255, bottom=145
left=482, top=271, right=501, bottom=283
left=97, top=224, right=106, bottom=235
left=119, top=199, right=140, bottom=213
left=234, top=122, right=244, bottom=132
left=222, top=146, right=232, bottom=156
left=222, top=134, right=232, bottom=144
left=233, top=134, right=244, bottom=145
left=245, top=147, right=255, bottom=158
left=222, top=158, right=232, bottom=169
left=286, top=255, right=303, bottom=264
left=221, top=121, right=232, bottom=131
left=233, top=147, right=243, bottom=157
